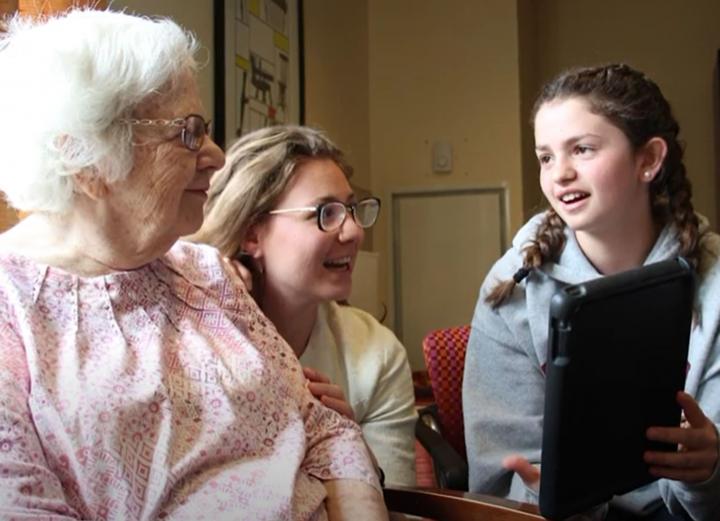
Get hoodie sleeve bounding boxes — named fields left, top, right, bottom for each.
left=658, top=427, right=720, bottom=521
left=657, top=373, right=720, bottom=521
left=462, top=271, right=546, bottom=503
left=656, top=238, right=720, bottom=520
left=659, top=276, right=720, bottom=518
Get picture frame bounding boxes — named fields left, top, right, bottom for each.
left=715, top=49, right=720, bottom=228
left=213, top=0, right=305, bottom=149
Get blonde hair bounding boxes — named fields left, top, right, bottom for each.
left=190, top=125, right=352, bottom=260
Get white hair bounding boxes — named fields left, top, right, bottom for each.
left=0, top=9, right=199, bottom=213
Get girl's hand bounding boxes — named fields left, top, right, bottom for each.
left=503, top=455, right=607, bottom=520
left=303, top=366, right=355, bottom=421
left=502, top=454, right=540, bottom=491
left=645, top=391, right=719, bottom=483
left=223, top=257, right=253, bottom=291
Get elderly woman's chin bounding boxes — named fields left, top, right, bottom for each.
left=177, top=193, right=207, bottom=237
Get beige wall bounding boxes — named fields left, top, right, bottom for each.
left=367, top=0, right=525, bottom=325
left=517, top=0, right=543, bottom=217
left=303, top=0, right=371, bottom=193
left=531, top=0, right=720, bottom=229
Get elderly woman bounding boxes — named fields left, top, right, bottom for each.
left=0, top=9, right=385, bottom=520
left=190, top=125, right=417, bottom=486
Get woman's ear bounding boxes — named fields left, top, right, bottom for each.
left=637, top=137, right=668, bottom=183
left=241, top=223, right=263, bottom=259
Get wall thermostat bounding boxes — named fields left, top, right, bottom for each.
left=432, top=141, right=453, bottom=173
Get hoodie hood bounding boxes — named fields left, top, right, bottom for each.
left=512, top=212, right=710, bottom=286
left=507, top=212, right=711, bottom=368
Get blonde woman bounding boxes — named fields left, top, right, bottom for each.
left=191, top=125, right=417, bottom=486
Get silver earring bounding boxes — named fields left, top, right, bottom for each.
left=643, top=171, right=652, bottom=180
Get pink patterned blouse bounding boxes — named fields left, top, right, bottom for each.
left=0, top=242, right=379, bottom=520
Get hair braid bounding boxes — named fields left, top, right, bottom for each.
left=652, top=138, right=701, bottom=270
left=485, top=209, right=566, bottom=308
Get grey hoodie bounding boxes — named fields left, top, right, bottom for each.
left=463, top=212, right=720, bottom=520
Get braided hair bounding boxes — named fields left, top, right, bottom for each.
left=486, top=64, right=700, bottom=308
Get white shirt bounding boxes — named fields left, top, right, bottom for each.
left=301, top=301, right=417, bottom=486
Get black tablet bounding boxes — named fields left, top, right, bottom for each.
left=539, top=258, right=695, bottom=520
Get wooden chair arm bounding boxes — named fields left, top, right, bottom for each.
left=384, top=485, right=546, bottom=520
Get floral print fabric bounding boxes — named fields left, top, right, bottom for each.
left=0, top=242, right=378, bottom=520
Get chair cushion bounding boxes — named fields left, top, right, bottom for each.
left=422, top=325, right=471, bottom=459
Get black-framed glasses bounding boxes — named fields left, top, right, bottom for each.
left=268, top=196, right=381, bottom=232
left=120, top=113, right=211, bottom=151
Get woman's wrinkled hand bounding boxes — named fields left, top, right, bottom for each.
left=645, top=391, right=719, bottom=483
left=222, top=257, right=254, bottom=291
left=303, top=366, right=355, bottom=421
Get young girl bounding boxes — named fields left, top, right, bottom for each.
left=463, top=64, right=720, bottom=520
left=190, top=125, right=417, bottom=486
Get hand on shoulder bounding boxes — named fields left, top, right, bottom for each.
left=223, top=257, right=253, bottom=291
left=304, top=366, right=355, bottom=421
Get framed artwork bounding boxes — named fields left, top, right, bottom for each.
left=213, top=0, right=304, bottom=149
left=716, top=49, right=720, bottom=228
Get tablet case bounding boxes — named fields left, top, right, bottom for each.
left=539, top=258, right=694, bottom=520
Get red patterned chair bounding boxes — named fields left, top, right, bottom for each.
left=416, top=325, right=471, bottom=491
